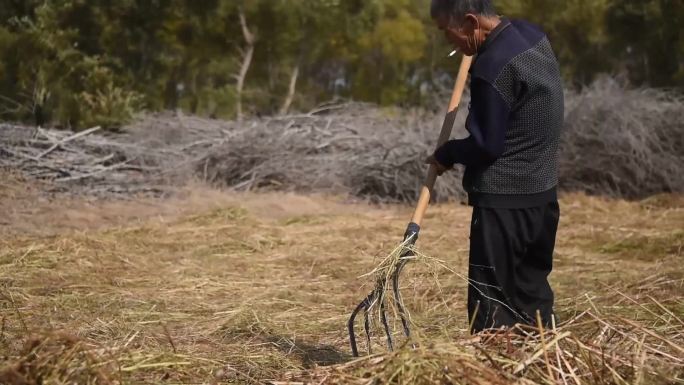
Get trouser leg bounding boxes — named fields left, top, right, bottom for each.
left=514, top=201, right=559, bottom=327
left=467, top=206, right=522, bottom=332
left=467, top=202, right=559, bottom=333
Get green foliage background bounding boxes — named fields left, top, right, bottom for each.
left=0, top=0, right=681, bottom=129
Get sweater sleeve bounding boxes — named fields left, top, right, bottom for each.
left=434, top=77, right=510, bottom=168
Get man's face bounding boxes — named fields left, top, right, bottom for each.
left=434, top=14, right=477, bottom=56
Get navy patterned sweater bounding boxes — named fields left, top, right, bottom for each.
left=434, top=18, right=564, bottom=208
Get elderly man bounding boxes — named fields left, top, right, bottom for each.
left=426, top=0, right=564, bottom=332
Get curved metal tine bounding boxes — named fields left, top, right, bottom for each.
left=392, top=253, right=412, bottom=339
left=348, top=291, right=374, bottom=357
left=363, top=307, right=372, bottom=355
left=379, top=292, right=394, bottom=351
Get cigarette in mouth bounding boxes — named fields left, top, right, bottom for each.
left=448, top=50, right=457, bottom=57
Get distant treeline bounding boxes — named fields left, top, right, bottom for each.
left=0, top=0, right=682, bottom=129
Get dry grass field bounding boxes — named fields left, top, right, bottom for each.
left=0, top=173, right=682, bottom=384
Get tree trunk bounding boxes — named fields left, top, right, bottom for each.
left=279, top=64, right=299, bottom=115
left=235, top=9, right=255, bottom=122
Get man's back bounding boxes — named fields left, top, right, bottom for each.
left=466, top=18, right=564, bottom=206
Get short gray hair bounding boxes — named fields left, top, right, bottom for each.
left=430, top=0, right=497, bottom=24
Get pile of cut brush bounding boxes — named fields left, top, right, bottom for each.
left=0, top=103, right=466, bottom=202
left=1, top=77, right=683, bottom=201
left=0, top=125, right=160, bottom=196
left=561, top=77, right=684, bottom=198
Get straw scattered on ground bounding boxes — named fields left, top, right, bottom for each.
left=0, top=176, right=682, bottom=384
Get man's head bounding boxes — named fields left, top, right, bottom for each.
left=431, top=0, right=498, bottom=56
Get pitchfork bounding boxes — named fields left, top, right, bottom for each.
left=347, top=55, right=473, bottom=357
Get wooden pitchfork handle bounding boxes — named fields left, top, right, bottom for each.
left=411, top=54, right=472, bottom=227
left=346, top=55, right=473, bottom=357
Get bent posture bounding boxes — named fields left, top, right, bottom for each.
left=427, top=0, right=564, bottom=332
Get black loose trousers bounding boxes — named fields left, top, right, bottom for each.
left=467, top=200, right=560, bottom=332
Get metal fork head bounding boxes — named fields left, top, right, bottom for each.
left=347, top=223, right=420, bottom=357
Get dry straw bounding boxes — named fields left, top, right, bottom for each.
left=0, top=191, right=681, bottom=384
left=327, top=238, right=684, bottom=385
